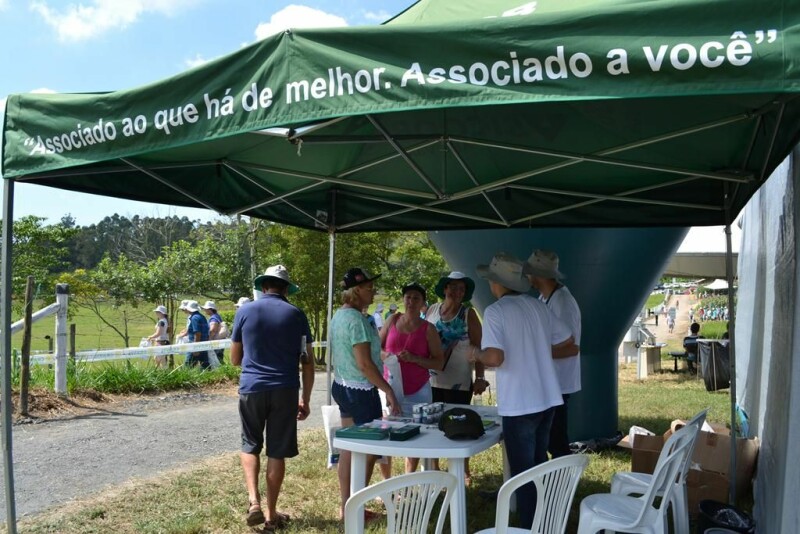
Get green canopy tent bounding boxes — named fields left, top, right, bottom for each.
left=3, top=0, right=800, bottom=530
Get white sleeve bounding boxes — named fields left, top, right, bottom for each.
left=549, top=292, right=582, bottom=345
left=548, top=307, right=572, bottom=345
left=481, top=304, right=505, bottom=351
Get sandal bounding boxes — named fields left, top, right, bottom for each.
left=245, top=501, right=265, bottom=527
left=263, top=512, right=291, bottom=531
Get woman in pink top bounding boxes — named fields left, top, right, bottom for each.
left=380, top=282, right=444, bottom=473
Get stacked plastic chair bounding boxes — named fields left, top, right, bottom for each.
left=610, top=409, right=708, bottom=534
left=577, top=419, right=699, bottom=534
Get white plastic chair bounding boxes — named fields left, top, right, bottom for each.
left=610, top=409, right=708, bottom=534
left=344, top=470, right=457, bottom=534
left=577, top=422, right=696, bottom=534
left=476, top=455, right=589, bottom=534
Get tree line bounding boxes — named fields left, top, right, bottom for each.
left=4, top=214, right=447, bottom=351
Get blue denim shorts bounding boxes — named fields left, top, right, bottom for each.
left=332, top=382, right=382, bottom=425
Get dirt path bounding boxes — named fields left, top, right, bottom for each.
left=645, top=291, right=697, bottom=345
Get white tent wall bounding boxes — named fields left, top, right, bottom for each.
left=736, top=148, right=800, bottom=533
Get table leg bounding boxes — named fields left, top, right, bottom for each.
left=447, top=458, right=467, bottom=534
left=350, top=452, right=367, bottom=533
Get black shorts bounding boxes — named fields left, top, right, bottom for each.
left=332, top=382, right=382, bottom=425
left=431, top=386, right=473, bottom=405
left=239, top=388, right=299, bottom=458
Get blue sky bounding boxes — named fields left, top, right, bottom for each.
left=0, top=0, right=737, bottom=251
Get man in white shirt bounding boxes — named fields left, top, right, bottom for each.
left=525, top=250, right=582, bottom=458
left=470, top=252, right=577, bottom=530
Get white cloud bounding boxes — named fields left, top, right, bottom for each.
left=363, top=10, right=391, bottom=22
left=184, top=54, right=210, bottom=69
left=254, top=5, right=347, bottom=41
left=30, top=0, right=201, bottom=42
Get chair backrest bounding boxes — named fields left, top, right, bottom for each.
left=627, top=424, right=696, bottom=528
left=678, top=409, right=708, bottom=482
left=493, top=455, right=589, bottom=534
left=344, top=470, right=458, bottom=534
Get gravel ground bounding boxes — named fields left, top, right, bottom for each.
left=0, top=370, right=496, bottom=523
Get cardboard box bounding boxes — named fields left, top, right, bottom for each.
left=630, top=420, right=759, bottom=517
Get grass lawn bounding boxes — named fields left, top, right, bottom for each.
left=16, top=364, right=734, bottom=533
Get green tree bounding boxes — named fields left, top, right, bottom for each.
left=58, top=255, right=145, bottom=346
left=1, top=215, right=77, bottom=307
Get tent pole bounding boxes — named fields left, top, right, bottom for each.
left=1, top=178, right=19, bottom=533
left=724, top=219, right=738, bottom=505
left=325, top=230, right=336, bottom=405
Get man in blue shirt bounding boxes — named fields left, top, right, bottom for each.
left=184, top=300, right=210, bottom=368
left=231, top=265, right=314, bottom=530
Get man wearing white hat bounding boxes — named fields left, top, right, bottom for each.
left=183, top=300, right=210, bottom=368
left=470, top=252, right=576, bottom=530
left=231, top=265, right=314, bottom=529
left=525, top=249, right=582, bottom=458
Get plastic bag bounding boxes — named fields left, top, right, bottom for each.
left=321, top=405, right=342, bottom=468
left=206, top=349, right=220, bottom=369
left=139, top=337, right=151, bottom=348
left=383, top=353, right=405, bottom=411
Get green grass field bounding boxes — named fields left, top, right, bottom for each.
left=12, top=298, right=240, bottom=353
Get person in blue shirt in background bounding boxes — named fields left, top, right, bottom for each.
left=183, top=300, right=210, bottom=368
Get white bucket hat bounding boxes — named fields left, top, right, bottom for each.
left=235, top=296, right=250, bottom=308
left=153, top=305, right=167, bottom=315
left=253, top=264, right=299, bottom=295
left=523, top=249, right=566, bottom=279
left=476, top=252, right=530, bottom=293
left=200, top=300, right=217, bottom=310
left=184, top=300, right=201, bottom=313
left=178, top=299, right=189, bottom=311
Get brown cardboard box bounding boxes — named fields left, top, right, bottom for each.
left=629, top=420, right=759, bottom=517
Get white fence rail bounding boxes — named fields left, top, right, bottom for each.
left=28, top=339, right=328, bottom=365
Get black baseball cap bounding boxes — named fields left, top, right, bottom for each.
left=341, top=267, right=381, bottom=289
left=402, top=282, right=427, bottom=301
left=438, top=407, right=485, bottom=440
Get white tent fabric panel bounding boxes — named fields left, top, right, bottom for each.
left=736, top=149, right=800, bottom=533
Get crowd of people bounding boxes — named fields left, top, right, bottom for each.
left=223, top=248, right=583, bottom=531
left=146, top=297, right=247, bottom=369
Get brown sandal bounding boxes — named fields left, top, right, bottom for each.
left=246, top=501, right=265, bottom=527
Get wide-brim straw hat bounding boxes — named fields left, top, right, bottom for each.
left=476, top=253, right=530, bottom=293
left=435, top=271, right=476, bottom=301
left=523, top=249, right=566, bottom=279
left=253, top=264, right=299, bottom=295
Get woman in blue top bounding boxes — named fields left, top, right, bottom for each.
left=330, top=267, right=400, bottom=521
left=202, top=300, right=225, bottom=364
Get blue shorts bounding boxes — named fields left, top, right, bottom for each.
left=332, top=382, right=382, bottom=425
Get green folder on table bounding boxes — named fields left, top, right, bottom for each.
left=335, top=425, right=389, bottom=440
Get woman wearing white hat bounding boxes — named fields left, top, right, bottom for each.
left=201, top=300, right=226, bottom=364
left=147, top=305, right=170, bottom=368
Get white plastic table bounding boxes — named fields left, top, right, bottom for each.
left=334, top=405, right=503, bottom=534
